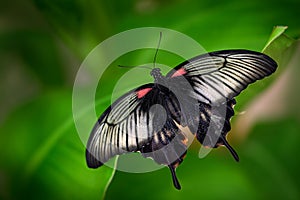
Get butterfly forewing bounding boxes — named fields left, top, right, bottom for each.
left=167, top=50, right=277, bottom=104
left=86, top=83, right=187, bottom=168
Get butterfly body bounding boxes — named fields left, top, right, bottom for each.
left=150, top=68, right=165, bottom=83
left=86, top=49, right=277, bottom=190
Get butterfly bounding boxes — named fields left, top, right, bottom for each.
left=86, top=49, right=277, bottom=190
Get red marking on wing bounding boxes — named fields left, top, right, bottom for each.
left=136, top=88, right=152, bottom=98
left=171, top=68, right=187, bottom=77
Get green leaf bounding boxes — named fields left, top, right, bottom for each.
left=263, top=26, right=297, bottom=69
left=0, top=90, right=115, bottom=200
left=262, top=26, right=289, bottom=52
left=234, top=26, right=297, bottom=111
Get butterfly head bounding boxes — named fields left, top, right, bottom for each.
left=150, top=68, right=164, bottom=83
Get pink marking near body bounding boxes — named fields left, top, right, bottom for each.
left=136, top=88, right=152, bottom=98
left=171, top=68, right=187, bottom=77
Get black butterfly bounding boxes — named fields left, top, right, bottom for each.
left=86, top=49, right=277, bottom=190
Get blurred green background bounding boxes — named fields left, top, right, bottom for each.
left=1, top=0, right=300, bottom=200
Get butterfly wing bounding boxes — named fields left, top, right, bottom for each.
left=167, top=49, right=277, bottom=104
left=86, top=83, right=187, bottom=171
left=166, top=49, right=277, bottom=160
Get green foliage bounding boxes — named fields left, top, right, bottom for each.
left=1, top=0, right=300, bottom=200
left=0, top=91, right=115, bottom=199
left=0, top=31, right=65, bottom=86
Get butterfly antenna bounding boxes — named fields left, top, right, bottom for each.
left=118, top=32, right=162, bottom=70
left=153, top=32, right=162, bottom=69
left=118, top=65, right=152, bottom=70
